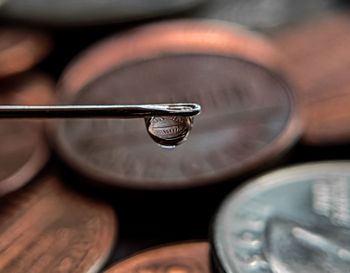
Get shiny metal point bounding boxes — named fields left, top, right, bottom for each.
left=0, top=102, right=201, bottom=148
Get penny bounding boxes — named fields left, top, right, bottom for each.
left=212, top=161, right=350, bottom=273
left=273, top=12, right=350, bottom=145
left=58, top=21, right=281, bottom=96
left=51, top=21, right=300, bottom=190
left=0, top=175, right=117, bottom=273
left=0, top=73, right=53, bottom=196
left=0, top=28, right=52, bottom=79
left=103, top=241, right=210, bottom=273
left=188, top=0, right=336, bottom=32
left=0, top=0, right=206, bottom=26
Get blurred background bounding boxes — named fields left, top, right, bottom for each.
left=0, top=0, right=350, bottom=272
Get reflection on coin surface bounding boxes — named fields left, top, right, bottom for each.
left=0, top=0, right=205, bottom=26
left=0, top=176, right=117, bottom=272
left=0, top=28, right=52, bottom=78
left=212, top=161, right=350, bottom=273
left=190, top=0, right=335, bottom=31
left=0, top=73, right=53, bottom=196
left=145, top=116, right=193, bottom=148
left=52, top=21, right=299, bottom=190
left=103, top=241, right=210, bottom=273
left=274, top=13, right=350, bottom=145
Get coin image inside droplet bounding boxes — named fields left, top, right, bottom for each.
left=145, top=116, right=193, bottom=148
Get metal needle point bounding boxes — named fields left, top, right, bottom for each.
left=0, top=103, right=201, bottom=118
left=0, top=102, right=201, bottom=148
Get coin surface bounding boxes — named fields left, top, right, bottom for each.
left=52, top=21, right=300, bottom=190
left=274, top=12, right=350, bottom=145
left=212, top=161, right=350, bottom=273
left=0, top=175, right=117, bottom=273
left=103, top=241, right=210, bottom=273
left=0, top=28, right=52, bottom=79
left=0, top=0, right=206, bottom=26
left=0, top=73, right=53, bottom=196
left=189, top=0, right=336, bottom=32
left=145, top=116, right=194, bottom=148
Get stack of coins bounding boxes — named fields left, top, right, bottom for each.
left=0, top=1, right=350, bottom=273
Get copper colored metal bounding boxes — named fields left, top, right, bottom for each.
left=103, top=242, right=210, bottom=273
left=0, top=28, right=52, bottom=79
left=0, top=175, right=117, bottom=272
left=274, top=12, right=350, bottom=145
left=51, top=20, right=300, bottom=190
left=59, top=20, right=282, bottom=96
left=0, top=73, right=53, bottom=196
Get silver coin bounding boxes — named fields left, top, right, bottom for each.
left=0, top=0, right=206, bottom=26
left=212, top=161, right=350, bottom=273
left=191, top=0, right=336, bottom=31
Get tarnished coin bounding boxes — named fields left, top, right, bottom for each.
left=212, top=161, right=350, bottom=273
left=274, top=12, right=350, bottom=145
left=0, top=175, right=117, bottom=273
left=103, top=242, right=210, bottom=273
left=0, top=0, right=206, bottom=26
left=52, top=21, right=300, bottom=190
left=189, top=0, right=336, bottom=32
left=0, top=73, right=53, bottom=196
left=0, top=28, right=52, bottom=79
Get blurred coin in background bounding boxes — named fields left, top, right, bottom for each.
left=0, top=28, right=52, bottom=79
left=274, top=12, right=350, bottom=145
left=103, top=241, right=210, bottom=273
left=188, top=0, right=336, bottom=32
left=212, top=161, right=350, bottom=273
left=0, top=175, right=117, bottom=273
left=0, top=0, right=207, bottom=26
left=0, top=73, right=53, bottom=196
left=51, top=21, right=300, bottom=190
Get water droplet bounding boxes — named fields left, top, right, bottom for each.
left=145, top=116, right=193, bottom=148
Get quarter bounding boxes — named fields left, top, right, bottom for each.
left=212, top=161, right=350, bottom=273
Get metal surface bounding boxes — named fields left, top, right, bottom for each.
left=52, top=52, right=300, bottom=190
left=0, top=73, right=53, bottom=196
left=274, top=12, right=350, bottom=145
left=0, top=0, right=206, bottom=26
left=212, top=161, right=350, bottom=273
left=0, top=103, right=200, bottom=118
left=0, top=28, right=52, bottom=79
left=58, top=20, right=282, bottom=96
left=188, top=0, right=336, bottom=32
left=103, top=241, right=210, bottom=273
left=0, top=175, right=117, bottom=273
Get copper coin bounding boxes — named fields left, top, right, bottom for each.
left=274, top=12, right=350, bottom=145
left=103, top=241, right=210, bottom=273
left=51, top=21, right=300, bottom=190
left=0, top=28, right=52, bottom=79
left=0, top=175, right=117, bottom=273
left=0, top=73, right=53, bottom=196
left=0, top=0, right=205, bottom=26
left=58, top=21, right=282, bottom=96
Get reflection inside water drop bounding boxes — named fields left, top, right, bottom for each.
left=145, top=116, right=193, bottom=149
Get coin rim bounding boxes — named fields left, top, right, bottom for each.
left=103, top=241, right=209, bottom=273
left=210, top=160, right=350, bottom=273
left=50, top=20, right=302, bottom=190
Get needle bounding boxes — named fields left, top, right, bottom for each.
left=0, top=103, right=201, bottom=118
